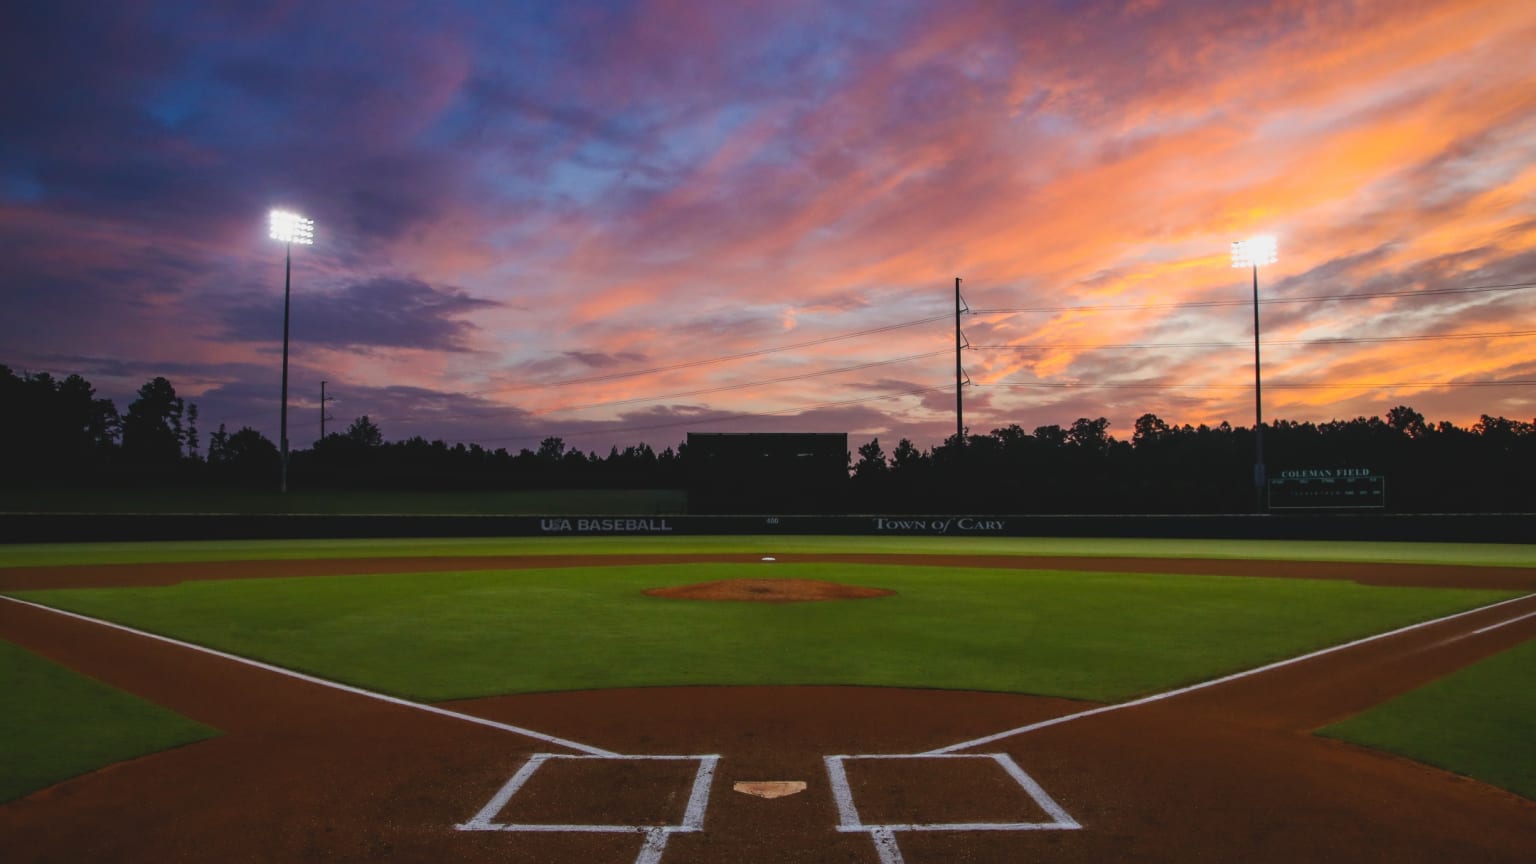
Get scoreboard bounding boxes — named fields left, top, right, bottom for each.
left=1268, top=468, right=1385, bottom=510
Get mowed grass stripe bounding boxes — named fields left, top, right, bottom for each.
left=4, top=536, right=1536, bottom=567
left=0, top=639, right=220, bottom=802
left=15, top=563, right=1513, bottom=703
left=1319, top=639, right=1536, bottom=801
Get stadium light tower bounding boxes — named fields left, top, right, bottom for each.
left=1232, top=234, right=1277, bottom=512
left=269, top=209, right=314, bottom=493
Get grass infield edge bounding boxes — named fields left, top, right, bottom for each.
left=1317, top=638, right=1536, bottom=801
left=0, top=638, right=220, bottom=803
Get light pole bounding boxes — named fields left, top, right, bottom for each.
left=269, top=209, right=314, bottom=493
left=1231, top=235, right=1277, bottom=512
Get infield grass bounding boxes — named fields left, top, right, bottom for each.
left=1319, top=639, right=1536, bottom=800
left=4, top=536, right=1535, bottom=568
left=0, top=638, right=219, bottom=802
left=12, top=563, right=1514, bottom=702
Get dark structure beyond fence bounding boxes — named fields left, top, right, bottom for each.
left=686, top=432, right=848, bottom=514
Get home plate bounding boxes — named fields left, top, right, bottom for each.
left=733, top=781, right=806, bottom=798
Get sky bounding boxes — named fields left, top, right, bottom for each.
left=2, top=0, right=1534, bottom=456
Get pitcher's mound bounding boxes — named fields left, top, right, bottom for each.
left=644, top=578, right=895, bottom=602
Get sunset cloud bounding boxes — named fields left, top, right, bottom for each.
left=1, top=0, right=1532, bottom=454
left=219, top=276, right=499, bottom=352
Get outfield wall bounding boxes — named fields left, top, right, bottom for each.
left=2, top=512, right=1532, bottom=543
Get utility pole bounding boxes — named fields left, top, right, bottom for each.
left=280, top=240, right=292, bottom=492
left=1231, top=236, right=1276, bottom=513
left=1250, top=261, right=1265, bottom=512
left=320, top=380, right=335, bottom=440
left=955, top=276, right=967, bottom=444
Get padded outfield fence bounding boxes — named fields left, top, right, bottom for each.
left=2, top=512, right=1532, bottom=543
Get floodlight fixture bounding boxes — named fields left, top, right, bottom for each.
left=269, top=209, right=314, bottom=245
left=1231, top=235, right=1277, bottom=268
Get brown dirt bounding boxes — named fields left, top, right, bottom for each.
left=2, top=554, right=1534, bottom=862
left=643, top=577, right=895, bottom=602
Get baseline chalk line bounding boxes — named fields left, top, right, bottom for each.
left=926, top=591, right=1536, bottom=755
left=1473, top=608, right=1536, bottom=635
left=0, top=594, right=618, bottom=756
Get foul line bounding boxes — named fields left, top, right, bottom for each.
left=0, top=594, right=619, bottom=757
left=926, top=591, right=1536, bottom=755
left=1473, top=608, right=1536, bottom=635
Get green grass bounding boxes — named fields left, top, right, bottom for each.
left=7, top=539, right=1527, bottom=806
left=4, top=535, right=1535, bottom=568
left=1319, top=639, right=1536, bottom=800
left=0, top=638, right=219, bottom=802
left=0, top=487, right=687, bottom=516
left=13, top=563, right=1513, bottom=702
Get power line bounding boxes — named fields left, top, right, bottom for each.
left=976, top=379, right=1536, bottom=391
left=245, top=278, right=1533, bottom=443
left=971, top=328, right=1536, bottom=351
left=557, top=385, right=953, bottom=439
left=496, top=313, right=953, bottom=391
left=538, top=350, right=950, bottom=414
left=220, top=313, right=956, bottom=432
left=209, top=411, right=271, bottom=428
left=463, top=280, right=1529, bottom=417
left=458, top=384, right=953, bottom=445
left=969, top=281, right=1536, bottom=315
left=365, top=351, right=950, bottom=426
left=976, top=340, right=1234, bottom=350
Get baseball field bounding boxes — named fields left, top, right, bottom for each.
left=2, top=535, right=1534, bottom=862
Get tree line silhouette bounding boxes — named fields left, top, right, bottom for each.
left=3, top=365, right=1532, bottom=513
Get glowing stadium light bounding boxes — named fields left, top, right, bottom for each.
left=270, top=209, right=315, bottom=493
left=1232, top=233, right=1277, bottom=511
left=269, top=209, right=315, bottom=245
left=1231, top=235, right=1277, bottom=268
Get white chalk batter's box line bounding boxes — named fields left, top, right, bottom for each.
left=457, top=753, right=718, bottom=864
left=457, top=753, right=718, bottom=833
left=823, top=752, right=1081, bottom=833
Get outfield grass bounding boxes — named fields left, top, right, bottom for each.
left=13, top=563, right=1514, bottom=702
left=4, top=535, right=1536, bottom=569
left=0, top=638, right=219, bottom=802
left=1319, top=639, right=1536, bottom=800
